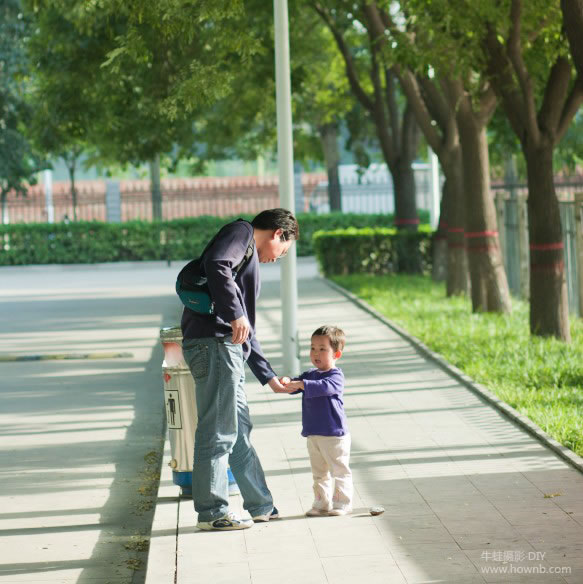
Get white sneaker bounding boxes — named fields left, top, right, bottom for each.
left=305, top=507, right=329, bottom=517
left=328, top=506, right=352, bottom=516
left=252, top=507, right=280, bottom=522
left=196, top=512, right=254, bottom=531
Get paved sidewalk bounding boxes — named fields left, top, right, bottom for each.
left=147, top=268, right=583, bottom=584
left=0, top=261, right=181, bottom=584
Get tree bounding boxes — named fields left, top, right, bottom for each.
left=366, top=1, right=511, bottom=308
left=310, top=1, right=422, bottom=236
left=291, top=17, right=354, bottom=211
left=398, top=0, right=519, bottom=315
left=359, top=3, right=469, bottom=295
left=0, top=0, right=43, bottom=223
left=479, top=0, right=583, bottom=341
left=27, top=21, right=95, bottom=221
left=24, top=0, right=257, bottom=219
left=166, top=3, right=355, bottom=212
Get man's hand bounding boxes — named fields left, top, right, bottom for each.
left=230, top=315, right=250, bottom=344
left=285, top=380, right=304, bottom=392
left=267, top=377, right=296, bottom=393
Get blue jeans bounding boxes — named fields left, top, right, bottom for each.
left=182, top=337, right=273, bottom=522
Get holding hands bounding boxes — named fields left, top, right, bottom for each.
left=267, top=376, right=304, bottom=393
left=282, top=378, right=304, bottom=392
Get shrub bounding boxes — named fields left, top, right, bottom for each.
left=312, top=225, right=433, bottom=276
left=0, top=212, right=431, bottom=265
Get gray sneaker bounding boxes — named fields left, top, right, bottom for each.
left=196, top=512, right=254, bottom=531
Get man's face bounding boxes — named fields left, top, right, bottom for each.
left=257, top=229, right=292, bottom=263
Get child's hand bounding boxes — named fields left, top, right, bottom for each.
left=285, top=380, right=304, bottom=391
left=279, top=376, right=291, bottom=385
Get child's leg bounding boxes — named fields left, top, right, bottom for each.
left=319, top=435, right=353, bottom=510
left=307, top=436, right=333, bottom=511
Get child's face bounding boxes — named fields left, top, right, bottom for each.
left=310, top=335, right=340, bottom=371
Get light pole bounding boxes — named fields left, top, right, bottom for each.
left=429, top=148, right=440, bottom=229
left=274, top=0, right=300, bottom=375
left=44, top=169, right=54, bottom=224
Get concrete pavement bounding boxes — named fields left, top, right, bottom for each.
left=1, top=258, right=582, bottom=584
left=0, top=261, right=182, bottom=583
left=147, top=260, right=583, bottom=584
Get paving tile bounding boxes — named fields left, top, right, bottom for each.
left=178, top=562, right=251, bottom=584
left=244, top=532, right=316, bottom=556
left=375, top=515, right=457, bottom=544
left=393, top=549, right=484, bottom=583
left=321, top=554, right=407, bottom=584
left=452, top=534, right=533, bottom=551
left=312, top=524, right=390, bottom=557
left=155, top=273, right=583, bottom=584
left=442, top=519, right=515, bottom=536
left=250, top=567, right=327, bottom=584
left=247, top=549, right=321, bottom=572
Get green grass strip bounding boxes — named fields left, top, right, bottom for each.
left=332, top=274, right=583, bottom=458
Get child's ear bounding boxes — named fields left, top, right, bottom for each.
left=334, top=350, right=342, bottom=359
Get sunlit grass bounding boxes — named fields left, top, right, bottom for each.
left=333, top=274, right=583, bottom=457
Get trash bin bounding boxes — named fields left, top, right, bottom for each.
left=160, top=326, right=196, bottom=497
left=160, top=326, right=239, bottom=498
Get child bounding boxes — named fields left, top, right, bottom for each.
left=282, top=325, right=353, bottom=516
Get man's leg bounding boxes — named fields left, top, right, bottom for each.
left=228, top=370, right=274, bottom=518
left=183, top=338, right=242, bottom=523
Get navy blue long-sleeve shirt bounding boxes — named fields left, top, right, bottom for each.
left=181, top=220, right=276, bottom=385
left=292, top=367, right=349, bottom=437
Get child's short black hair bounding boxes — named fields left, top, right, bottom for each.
left=311, top=325, right=346, bottom=352
left=251, top=208, right=299, bottom=241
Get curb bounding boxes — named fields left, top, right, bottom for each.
left=144, top=433, right=179, bottom=584
left=323, top=277, right=583, bottom=475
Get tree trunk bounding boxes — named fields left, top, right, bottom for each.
left=441, top=146, right=469, bottom=296
left=392, top=155, right=422, bottom=273
left=457, top=111, right=511, bottom=313
left=373, top=103, right=419, bottom=234
left=319, top=123, right=342, bottom=212
left=150, top=154, right=162, bottom=221
left=561, top=0, right=583, bottom=79
left=431, top=177, right=448, bottom=282
left=68, top=163, right=78, bottom=222
left=392, top=156, right=418, bottom=230
left=1, top=191, right=8, bottom=225
left=524, top=142, right=571, bottom=341
left=393, top=104, right=420, bottom=231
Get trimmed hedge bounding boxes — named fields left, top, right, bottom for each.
left=0, top=211, right=429, bottom=265
left=312, top=226, right=434, bottom=276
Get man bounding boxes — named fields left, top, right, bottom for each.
left=181, top=208, right=299, bottom=531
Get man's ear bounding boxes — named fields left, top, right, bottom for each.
left=273, top=228, right=284, bottom=240
left=334, top=350, right=342, bottom=359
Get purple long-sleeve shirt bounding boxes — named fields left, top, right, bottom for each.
left=180, top=219, right=276, bottom=385
left=293, top=367, right=348, bottom=437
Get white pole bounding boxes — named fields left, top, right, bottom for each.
left=274, top=0, right=300, bottom=376
left=429, top=148, right=440, bottom=229
left=44, top=169, right=54, bottom=224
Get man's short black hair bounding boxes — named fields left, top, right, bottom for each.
left=251, top=208, right=299, bottom=241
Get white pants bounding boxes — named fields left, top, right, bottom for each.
left=307, top=434, right=353, bottom=510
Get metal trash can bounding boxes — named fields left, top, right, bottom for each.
left=160, top=326, right=240, bottom=498
left=160, top=326, right=196, bottom=497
